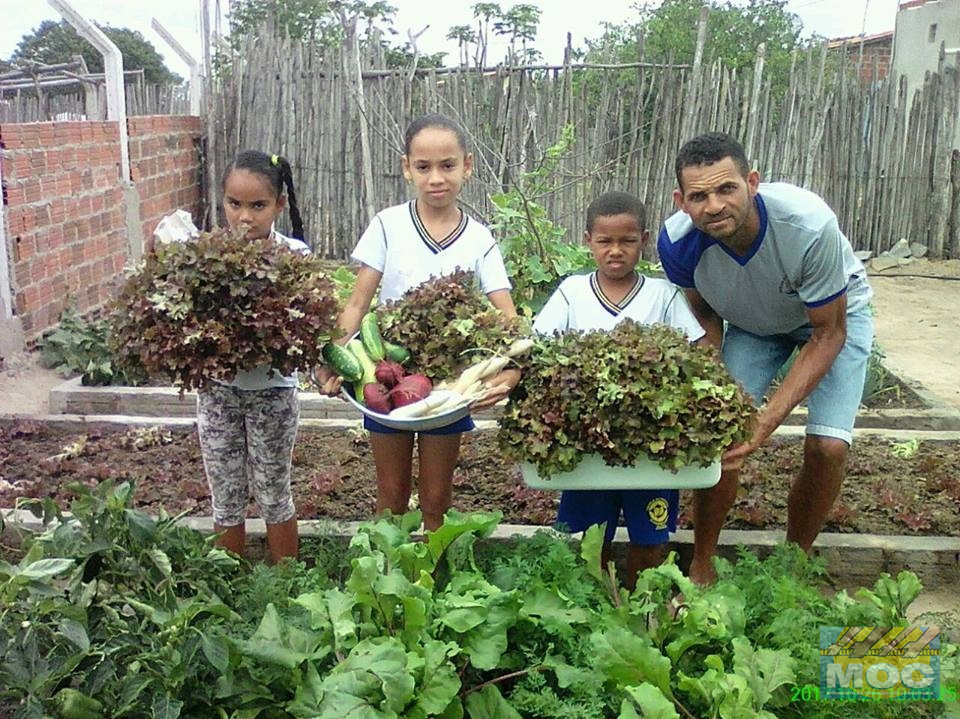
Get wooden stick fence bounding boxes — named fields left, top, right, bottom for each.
left=208, top=32, right=960, bottom=259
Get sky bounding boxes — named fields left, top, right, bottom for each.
left=0, top=0, right=899, bottom=80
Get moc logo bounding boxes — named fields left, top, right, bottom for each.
left=820, top=626, right=940, bottom=701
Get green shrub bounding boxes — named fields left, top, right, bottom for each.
left=39, top=308, right=144, bottom=386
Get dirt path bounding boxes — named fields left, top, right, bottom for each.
left=0, top=352, right=64, bottom=415
left=866, top=258, right=960, bottom=410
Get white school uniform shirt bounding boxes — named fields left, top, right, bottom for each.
left=533, top=271, right=706, bottom=341
left=224, top=229, right=310, bottom=390
left=351, top=200, right=511, bottom=302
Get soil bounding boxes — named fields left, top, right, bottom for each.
left=866, top=258, right=960, bottom=410
left=2, top=421, right=958, bottom=537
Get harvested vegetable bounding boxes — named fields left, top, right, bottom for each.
left=360, top=312, right=386, bottom=362
left=498, top=320, right=756, bottom=477
left=377, top=270, right=531, bottom=382
left=110, top=226, right=339, bottom=390
left=389, top=374, right=433, bottom=408
left=323, top=342, right=363, bottom=383
left=347, top=339, right=377, bottom=387
left=383, top=339, right=411, bottom=364
left=374, top=360, right=405, bottom=389
left=363, top=383, right=393, bottom=414
left=389, top=391, right=456, bottom=418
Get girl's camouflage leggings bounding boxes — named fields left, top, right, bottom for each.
left=196, top=384, right=299, bottom=525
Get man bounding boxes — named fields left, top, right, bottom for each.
left=658, top=131, right=873, bottom=585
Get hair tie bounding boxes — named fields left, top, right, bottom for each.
left=271, top=154, right=280, bottom=166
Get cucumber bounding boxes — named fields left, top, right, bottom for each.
left=383, top=339, right=411, bottom=365
left=359, top=312, right=386, bottom=362
left=322, top=342, right=363, bottom=383
left=347, top=339, right=378, bottom=387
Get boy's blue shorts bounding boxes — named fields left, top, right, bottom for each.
left=556, top=489, right=679, bottom=545
left=363, top=414, right=475, bottom=435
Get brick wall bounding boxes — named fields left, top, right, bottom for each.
left=830, top=35, right=893, bottom=84
left=128, top=115, right=204, bottom=240
left=0, top=116, right=203, bottom=341
left=847, top=43, right=892, bottom=84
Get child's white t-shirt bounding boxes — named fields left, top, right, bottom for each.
left=351, top=201, right=511, bottom=302
left=533, top=271, right=705, bottom=340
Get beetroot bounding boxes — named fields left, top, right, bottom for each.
left=389, top=373, right=432, bottom=408
left=374, top=360, right=405, bottom=389
left=363, top=383, right=393, bottom=414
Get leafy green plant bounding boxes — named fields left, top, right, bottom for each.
left=109, top=227, right=341, bottom=391
left=861, top=341, right=903, bottom=405
left=489, top=125, right=660, bottom=316
left=39, top=308, right=144, bottom=386
left=1, top=485, right=956, bottom=718
left=890, top=438, right=921, bottom=459
left=0, top=481, right=248, bottom=717
left=377, top=270, right=530, bottom=382
left=498, top=320, right=756, bottom=476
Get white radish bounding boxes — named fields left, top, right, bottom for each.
left=477, top=355, right=510, bottom=380
left=504, top=338, right=535, bottom=358
left=428, top=392, right=469, bottom=415
left=389, top=392, right=450, bottom=418
left=451, top=357, right=494, bottom=394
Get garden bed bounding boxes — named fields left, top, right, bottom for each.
left=2, top=420, right=959, bottom=538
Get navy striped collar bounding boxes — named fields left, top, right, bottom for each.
left=409, top=200, right=468, bottom=254
left=590, top=271, right=644, bottom=316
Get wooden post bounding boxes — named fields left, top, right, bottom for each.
left=682, top=6, right=709, bottom=142
left=745, top=42, right=766, bottom=164
left=339, top=12, right=376, bottom=224
left=949, top=149, right=960, bottom=259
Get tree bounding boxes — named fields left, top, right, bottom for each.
left=471, top=2, right=501, bottom=67
left=492, top=3, right=542, bottom=64
left=446, top=24, right=477, bottom=67
left=227, top=0, right=397, bottom=53
left=584, top=0, right=808, bottom=92
left=10, top=20, right=181, bottom=85
left=381, top=43, right=446, bottom=69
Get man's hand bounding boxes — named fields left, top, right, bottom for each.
left=470, top=368, right=520, bottom=411
left=721, top=439, right=758, bottom=471
left=312, top=366, right=343, bottom=396
left=720, top=413, right=771, bottom=471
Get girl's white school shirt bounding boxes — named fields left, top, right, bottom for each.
left=351, top=201, right=511, bottom=302
left=533, top=271, right=705, bottom=341
left=222, top=229, right=311, bottom=391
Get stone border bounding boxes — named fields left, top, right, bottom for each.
left=3, top=509, right=957, bottom=590
left=46, top=376, right=960, bottom=430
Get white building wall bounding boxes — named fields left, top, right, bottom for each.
left=892, top=0, right=960, bottom=92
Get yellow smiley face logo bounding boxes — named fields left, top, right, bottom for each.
left=647, top=497, right=669, bottom=529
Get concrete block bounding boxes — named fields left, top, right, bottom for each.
left=888, top=238, right=913, bottom=258
left=871, top=256, right=902, bottom=272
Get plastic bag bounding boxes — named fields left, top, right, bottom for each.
left=152, top=210, right=199, bottom=244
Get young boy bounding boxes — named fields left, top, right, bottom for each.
left=533, top=191, right=705, bottom=587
